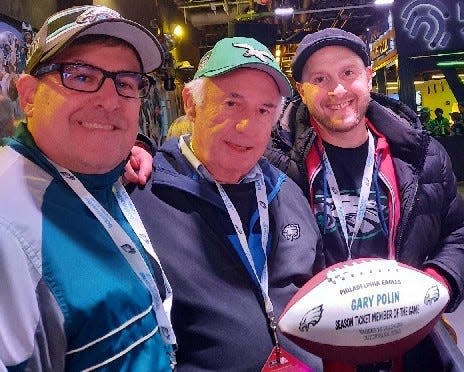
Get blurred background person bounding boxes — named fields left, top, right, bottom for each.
left=418, top=107, right=431, bottom=129
left=0, top=64, right=13, bottom=98
left=428, top=107, right=451, bottom=137
left=0, top=95, right=14, bottom=138
left=450, top=102, right=464, bottom=136
left=166, top=114, right=192, bottom=139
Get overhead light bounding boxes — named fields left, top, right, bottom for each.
left=172, top=24, right=184, bottom=39
left=431, top=74, right=445, bottom=79
left=275, top=7, right=294, bottom=16
left=375, top=0, right=394, bottom=5
left=437, top=61, right=464, bottom=67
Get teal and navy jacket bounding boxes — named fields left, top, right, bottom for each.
left=0, top=124, right=172, bottom=371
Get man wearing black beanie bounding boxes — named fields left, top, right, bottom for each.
left=266, top=27, right=464, bottom=372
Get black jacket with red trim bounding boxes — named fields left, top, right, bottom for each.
left=266, top=92, right=464, bottom=312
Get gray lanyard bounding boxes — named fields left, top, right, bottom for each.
left=322, top=130, right=375, bottom=259
left=51, top=161, right=177, bottom=368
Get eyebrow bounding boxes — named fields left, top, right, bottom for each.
left=229, top=92, right=244, bottom=100
left=263, top=102, right=278, bottom=108
left=307, top=62, right=362, bottom=75
left=56, top=59, right=85, bottom=64
left=228, top=92, right=278, bottom=108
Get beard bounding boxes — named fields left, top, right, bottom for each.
left=308, top=94, right=370, bottom=134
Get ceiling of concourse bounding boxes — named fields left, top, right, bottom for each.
left=0, top=0, right=385, bottom=83
left=175, top=0, right=384, bottom=50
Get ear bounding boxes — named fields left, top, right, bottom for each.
left=295, top=82, right=306, bottom=104
left=15, top=74, right=39, bottom=117
left=182, top=87, right=196, bottom=122
left=366, top=66, right=373, bottom=91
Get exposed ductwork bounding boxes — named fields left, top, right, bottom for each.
left=172, top=0, right=383, bottom=52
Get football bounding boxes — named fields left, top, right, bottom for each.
left=278, top=258, right=449, bottom=364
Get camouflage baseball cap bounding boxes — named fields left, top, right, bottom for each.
left=194, top=37, right=292, bottom=97
left=26, top=5, right=163, bottom=74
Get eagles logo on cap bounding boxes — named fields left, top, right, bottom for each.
left=76, top=7, right=121, bottom=24
left=233, top=43, right=273, bottom=63
left=193, top=36, right=292, bottom=97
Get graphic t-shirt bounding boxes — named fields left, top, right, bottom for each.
left=312, top=140, right=389, bottom=266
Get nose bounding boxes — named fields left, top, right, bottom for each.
left=235, top=117, right=251, bottom=132
left=96, top=77, right=120, bottom=111
left=328, top=83, right=348, bottom=97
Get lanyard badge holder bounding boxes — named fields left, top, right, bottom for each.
left=53, top=162, right=177, bottom=370
left=261, top=311, right=313, bottom=372
left=261, top=311, right=311, bottom=372
left=322, top=130, right=375, bottom=259
left=216, top=172, right=313, bottom=372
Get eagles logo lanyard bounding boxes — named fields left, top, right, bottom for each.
left=321, top=129, right=375, bottom=259
left=216, top=171, right=282, bottom=359
left=50, top=160, right=177, bottom=369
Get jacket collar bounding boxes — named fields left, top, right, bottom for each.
left=366, top=94, right=430, bottom=170
left=151, top=138, right=286, bottom=209
left=281, top=93, right=429, bottom=168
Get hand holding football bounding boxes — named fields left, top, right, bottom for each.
left=278, top=258, right=449, bottom=364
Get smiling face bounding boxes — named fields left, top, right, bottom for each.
left=185, top=68, right=282, bottom=183
left=17, top=40, right=142, bottom=174
left=296, top=45, right=372, bottom=147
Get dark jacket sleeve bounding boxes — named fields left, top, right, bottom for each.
left=135, top=133, right=156, bottom=155
left=265, top=145, right=306, bottom=191
left=423, top=139, right=464, bottom=312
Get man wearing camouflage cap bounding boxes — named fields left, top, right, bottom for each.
left=0, top=5, right=176, bottom=371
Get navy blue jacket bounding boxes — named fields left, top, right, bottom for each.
left=129, top=139, right=324, bottom=371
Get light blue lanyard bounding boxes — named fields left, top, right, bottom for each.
left=179, top=136, right=280, bottom=348
left=215, top=172, right=270, bottom=312
left=51, top=161, right=177, bottom=368
left=216, top=169, right=282, bottom=348
left=322, top=130, right=375, bottom=259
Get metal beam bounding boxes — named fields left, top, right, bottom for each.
left=180, top=1, right=377, bottom=13
left=179, top=0, right=248, bottom=9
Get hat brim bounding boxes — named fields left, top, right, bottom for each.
left=200, top=63, right=292, bottom=98
left=37, top=19, right=163, bottom=73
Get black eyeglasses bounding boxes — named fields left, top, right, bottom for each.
left=33, top=63, right=153, bottom=98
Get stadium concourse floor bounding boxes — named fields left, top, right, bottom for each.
left=445, top=182, right=464, bottom=353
